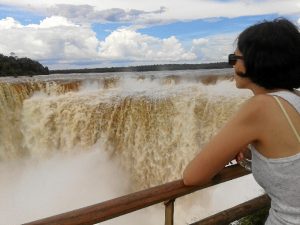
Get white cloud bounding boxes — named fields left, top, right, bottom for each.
left=28, top=16, right=78, bottom=28
left=298, top=18, right=300, bottom=25
left=0, top=17, right=99, bottom=61
left=192, top=38, right=209, bottom=46
left=0, top=17, right=22, bottom=29
left=0, top=17, right=196, bottom=68
left=1, top=0, right=300, bottom=22
left=0, top=16, right=78, bottom=31
left=192, top=32, right=238, bottom=62
left=99, top=28, right=196, bottom=61
left=48, top=4, right=166, bottom=24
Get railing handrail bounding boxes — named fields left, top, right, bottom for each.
left=24, top=165, right=250, bottom=225
left=192, top=194, right=270, bottom=225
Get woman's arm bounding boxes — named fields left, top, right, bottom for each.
left=183, top=96, right=264, bottom=186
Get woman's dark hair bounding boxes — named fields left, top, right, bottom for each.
left=237, top=18, right=300, bottom=90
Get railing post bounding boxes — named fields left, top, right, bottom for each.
left=164, top=199, right=175, bottom=225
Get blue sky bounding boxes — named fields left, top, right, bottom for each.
left=0, top=0, right=299, bottom=69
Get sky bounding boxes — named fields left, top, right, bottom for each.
left=0, top=0, right=299, bottom=69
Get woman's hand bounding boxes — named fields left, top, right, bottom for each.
left=235, top=146, right=252, bottom=171
left=235, top=146, right=251, bottom=163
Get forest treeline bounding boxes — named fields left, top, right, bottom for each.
left=0, top=53, right=231, bottom=77
left=0, top=54, right=49, bottom=76
left=50, top=62, right=231, bottom=74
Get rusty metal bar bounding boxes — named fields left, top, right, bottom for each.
left=164, top=199, right=175, bottom=225
left=190, top=194, right=271, bottom=225
left=24, top=165, right=250, bottom=225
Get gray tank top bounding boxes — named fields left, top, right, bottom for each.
left=250, top=90, right=300, bottom=225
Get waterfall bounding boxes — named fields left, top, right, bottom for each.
left=0, top=70, right=263, bottom=224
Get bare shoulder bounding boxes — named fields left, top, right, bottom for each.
left=244, top=94, right=275, bottom=108
left=235, top=94, right=275, bottom=121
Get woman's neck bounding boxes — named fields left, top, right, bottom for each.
left=248, top=84, right=269, bottom=95
left=248, top=83, right=290, bottom=95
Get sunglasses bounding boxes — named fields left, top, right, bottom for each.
left=228, top=54, right=243, bottom=66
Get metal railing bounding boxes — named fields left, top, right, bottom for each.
left=24, top=164, right=270, bottom=225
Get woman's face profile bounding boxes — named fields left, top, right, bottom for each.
left=233, top=49, right=249, bottom=89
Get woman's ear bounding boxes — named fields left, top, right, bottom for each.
left=236, top=71, right=246, bottom=77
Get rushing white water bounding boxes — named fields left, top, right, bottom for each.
left=0, top=70, right=264, bottom=225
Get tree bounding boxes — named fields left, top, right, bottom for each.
left=0, top=54, right=49, bottom=76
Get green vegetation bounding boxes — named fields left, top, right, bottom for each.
left=50, top=62, right=231, bottom=74
left=0, top=54, right=49, bottom=76
left=0, top=53, right=231, bottom=77
left=237, top=207, right=269, bottom=225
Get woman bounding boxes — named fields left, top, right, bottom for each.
left=183, top=18, right=300, bottom=224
